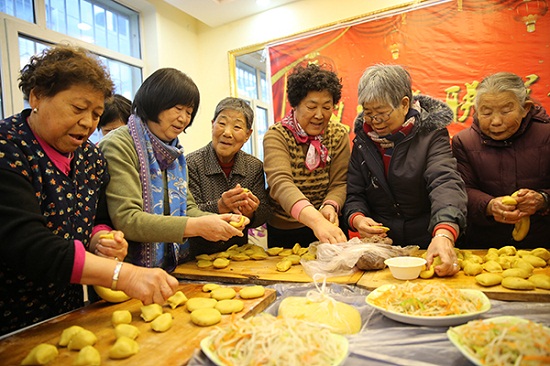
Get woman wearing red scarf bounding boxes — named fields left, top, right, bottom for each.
left=263, top=64, right=350, bottom=248
left=344, top=64, right=467, bottom=277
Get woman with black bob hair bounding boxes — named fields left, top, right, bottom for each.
left=99, top=68, right=249, bottom=271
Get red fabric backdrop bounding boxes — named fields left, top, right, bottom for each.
left=268, top=0, right=550, bottom=140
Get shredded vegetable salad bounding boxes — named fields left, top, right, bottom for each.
left=204, top=313, right=347, bottom=366
left=369, top=282, right=484, bottom=316
left=449, top=317, right=550, bottom=366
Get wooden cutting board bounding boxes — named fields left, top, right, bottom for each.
left=0, top=283, right=276, bottom=366
left=172, top=256, right=363, bottom=285
left=357, top=252, right=550, bottom=302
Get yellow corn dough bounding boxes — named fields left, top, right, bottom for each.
left=186, top=297, right=218, bottom=312
left=190, top=308, right=222, bottom=326
left=115, top=323, right=140, bottom=340
left=21, top=344, right=58, bottom=365
left=215, top=299, right=244, bottom=314
left=112, top=310, right=132, bottom=326
left=67, top=329, right=97, bottom=351
left=59, top=325, right=85, bottom=347
left=210, top=287, right=237, bottom=301
left=166, top=291, right=188, bottom=309
left=151, top=312, right=173, bottom=332
left=73, top=345, right=101, bottom=366
left=108, top=336, right=139, bottom=359
left=239, top=285, right=265, bottom=299
left=140, top=303, right=163, bottom=322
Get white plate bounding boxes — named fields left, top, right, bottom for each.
left=365, top=284, right=491, bottom=326
left=447, top=316, right=543, bottom=366
left=200, top=332, right=349, bottom=366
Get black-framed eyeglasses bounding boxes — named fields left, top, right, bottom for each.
left=362, top=109, right=394, bottom=124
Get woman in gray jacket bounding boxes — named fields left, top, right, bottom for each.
left=344, top=64, right=467, bottom=277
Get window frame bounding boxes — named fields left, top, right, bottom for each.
left=0, top=0, right=145, bottom=117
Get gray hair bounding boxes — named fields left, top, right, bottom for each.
left=357, top=64, right=413, bottom=108
left=475, top=72, right=529, bottom=110
left=213, top=97, right=254, bottom=130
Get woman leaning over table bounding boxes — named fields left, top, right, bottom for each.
left=452, top=72, right=550, bottom=249
left=99, top=68, right=249, bottom=271
left=186, top=97, right=270, bottom=256
left=263, top=63, right=350, bottom=248
left=343, top=64, right=467, bottom=277
left=0, top=45, right=178, bottom=336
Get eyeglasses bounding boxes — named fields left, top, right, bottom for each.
left=362, top=109, right=394, bottom=124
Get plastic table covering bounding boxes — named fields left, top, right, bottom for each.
left=188, top=282, right=550, bottom=366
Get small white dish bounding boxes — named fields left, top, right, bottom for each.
left=384, top=256, right=426, bottom=280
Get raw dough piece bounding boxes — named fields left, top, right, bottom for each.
left=239, top=285, right=265, bottom=299
left=475, top=273, right=503, bottom=287
left=115, top=324, right=140, bottom=340
left=73, top=345, right=100, bottom=366
left=202, top=283, right=221, bottom=292
left=213, top=257, right=230, bottom=268
left=210, top=287, right=237, bottom=300
left=112, top=310, right=132, bottom=326
left=67, top=329, right=98, bottom=351
left=501, top=276, right=535, bottom=290
left=502, top=267, right=530, bottom=279
left=278, top=296, right=362, bottom=335
left=109, top=336, right=139, bottom=359
left=140, top=303, right=163, bottom=322
left=59, top=325, right=85, bottom=347
left=529, top=273, right=550, bottom=289
left=21, top=344, right=58, bottom=365
left=215, top=299, right=244, bottom=314
left=190, top=308, right=222, bottom=326
left=166, top=291, right=188, bottom=309
left=186, top=297, right=218, bottom=312
left=151, top=312, right=173, bottom=332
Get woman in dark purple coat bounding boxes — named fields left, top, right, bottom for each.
left=452, top=72, right=550, bottom=248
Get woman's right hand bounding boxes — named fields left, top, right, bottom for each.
left=353, top=215, right=388, bottom=238
left=119, top=264, right=179, bottom=305
left=186, top=214, right=250, bottom=242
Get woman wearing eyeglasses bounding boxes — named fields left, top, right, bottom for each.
left=344, top=64, right=467, bottom=277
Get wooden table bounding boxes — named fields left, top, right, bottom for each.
left=0, top=283, right=276, bottom=366
left=172, top=255, right=363, bottom=285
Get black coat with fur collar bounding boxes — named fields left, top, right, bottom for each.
left=343, top=95, right=467, bottom=247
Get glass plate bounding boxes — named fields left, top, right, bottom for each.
left=446, top=316, right=543, bottom=366
left=365, top=284, right=491, bottom=326
left=200, top=331, right=349, bottom=366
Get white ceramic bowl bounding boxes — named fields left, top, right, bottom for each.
left=384, top=256, right=426, bottom=280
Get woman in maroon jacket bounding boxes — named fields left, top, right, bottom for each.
left=452, top=72, right=550, bottom=248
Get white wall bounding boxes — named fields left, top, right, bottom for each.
left=147, top=0, right=411, bottom=153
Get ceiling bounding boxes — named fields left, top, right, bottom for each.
left=163, top=0, right=302, bottom=28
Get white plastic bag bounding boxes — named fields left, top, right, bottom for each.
left=301, top=237, right=419, bottom=278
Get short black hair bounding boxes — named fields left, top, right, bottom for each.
left=98, top=94, right=132, bottom=129
left=132, top=68, right=200, bottom=131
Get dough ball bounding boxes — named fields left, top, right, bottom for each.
left=108, top=336, right=139, bottom=359
left=67, top=329, right=97, bottom=351
left=475, top=273, right=503, bottom=287
left=151, top=312, right=173, bottom=332
left=239, top=285, right=265, bottom=299
left=215, top=299, right=244, bottom=314
left=73, top=345, right=100, bottom=366
left=59, top=325, right=85, bottom=347
left=202, top=283, right=221, bottom=292
left=112, top=310, right=132, bottom=326
left=186, top=297, right=218, bottom=312
left=210, top=287, right=237, bottom=301
left=140, top=303, right=163, bottom=322
left=21, top=344, right=58, bottom=365
left=501, top=277, right=535, bottom=290
left=190, top=308, right=222, bottom=326
left=166, top=291, right=188, bottom=309
left=115, top=324, right=140, bottom=340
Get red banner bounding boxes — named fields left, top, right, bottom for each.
left=269, top=0, right=550, bottom=139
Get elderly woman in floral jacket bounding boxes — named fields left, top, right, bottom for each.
left=344, top=64, right=467, bottom=277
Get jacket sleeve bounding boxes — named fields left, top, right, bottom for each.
left=452, top=132, right=495, bottom=226
left=343, top=143, right=372, bottom=224
left=247, top=160, right=271, bottom=228
left=99, top=129, right=196, bottom=243
left=425, top=128, right=468, bottom=233
left=263, top=127, right=308, bottom=214
left=0, top=169, right=75, bottom=284
left=325, top=128, right=350, bottom=209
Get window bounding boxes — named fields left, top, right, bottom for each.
left=1, top=0, right=143, bottom=128
left=235, top=53, right=273, bottom=160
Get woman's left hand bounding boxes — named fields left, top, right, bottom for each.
left=95, top=230, right=128, bottom=262
left=425, top=236, right=459, bottom=277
